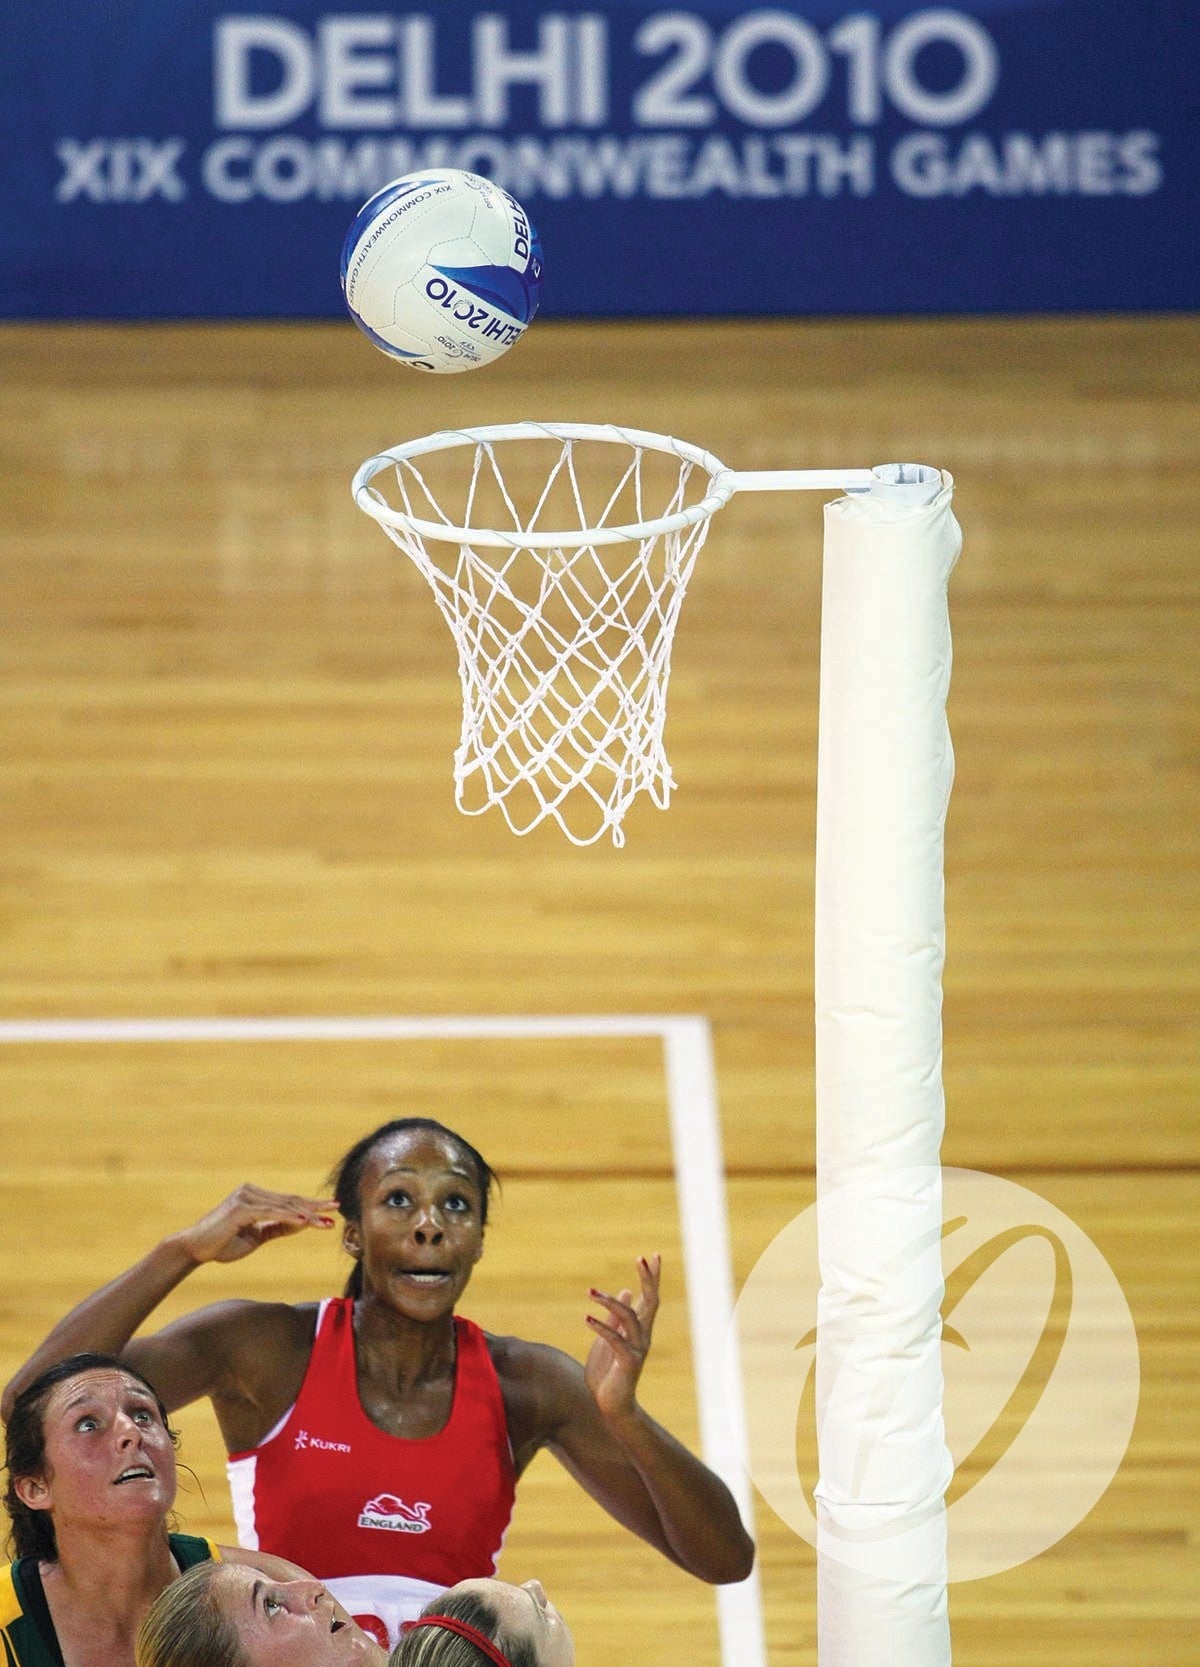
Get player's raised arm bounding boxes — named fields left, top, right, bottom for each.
left=504, top=1254, right=756, bottom=1586
left=0, top=1184, right=336, bottom=1422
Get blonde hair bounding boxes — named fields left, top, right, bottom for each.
left=136, top=1562, right=244, bottom=1667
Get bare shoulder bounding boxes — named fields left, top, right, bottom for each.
left=484, top=1332, right=587, bottom=1469
left=485, top=1331, right=579, bottom=1384
left=152, top=1296, right=318, bottom=1358
left=211, top=1298, right=320, bottom=1385
left=147, top=1299, right=322, bottom=1447
left=210, top=1297, right=320, bottom=1339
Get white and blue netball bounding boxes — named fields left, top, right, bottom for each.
left=340, top=169, right=544, bottom=374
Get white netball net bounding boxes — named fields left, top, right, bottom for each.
left=353, top=420, right=941, bottom=848
left=353, top=423, right=733, bottom=847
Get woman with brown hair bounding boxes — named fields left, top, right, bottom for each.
left=0, top=1354, right=321, bottom=1667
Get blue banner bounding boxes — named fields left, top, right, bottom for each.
left=1, top=2, right=1196, bottom=319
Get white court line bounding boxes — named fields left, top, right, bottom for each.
left=0, top=1015, right=684, bottom=1043
left=0, top=1014, right=767, bottom=1667
left=664, top=1019, right=768, bottom=1667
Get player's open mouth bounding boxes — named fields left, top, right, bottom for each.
left=398, top=1268, right=451, bottom=1282
left=330, top=1620, right=345, bottom=1634
left=114, top=1465, right=155, bottom=1484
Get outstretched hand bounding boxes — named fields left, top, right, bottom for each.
left=583, top=1253, right=661, bottom=1425
left=177, top=1184, right=338, bottom=1265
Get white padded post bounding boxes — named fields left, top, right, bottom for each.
left=814, top=473, right=961, bottom=1667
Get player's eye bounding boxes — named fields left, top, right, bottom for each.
left=263, top=1595, right=284, bottom=1617
left=444, top=1193, right=471, bottom=1213
left=384, top=1189, right=411, bottom=1207
left=74, top=1415, right=99, bottom=1433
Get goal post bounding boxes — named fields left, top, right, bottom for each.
left=353, top=428, right=962, bottom=1667
left=814, top=479, right=961, bottom=1667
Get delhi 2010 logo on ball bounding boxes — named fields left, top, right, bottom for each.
left=341, top=169, right=544, bottom=374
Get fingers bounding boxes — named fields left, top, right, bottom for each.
left=584, top=1259, right=664, bottom=1416
left=589, top=1255, right=661, bottom=1325
left=225, top=1185, right=338, bottom=1229
left=587, top=1287, right=638, bottom=1330
left=636, top=1252, right=662, bottom=1305
left=186, top=1187, right=339, bottom=1262
left=584, top=1314, right=642, bottom=1361
left=589, top=1282, right=654, bottom=1351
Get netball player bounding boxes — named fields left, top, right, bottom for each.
left=4, top=1119, right=753, bottom=1646
left=0, top=1355, right=339, bottom=1667
left=136, top=1563, right=568, bottom=1667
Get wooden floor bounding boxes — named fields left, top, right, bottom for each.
left=1, top=315, right=1197, bottom=1666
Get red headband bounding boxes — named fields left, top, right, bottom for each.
left=399, top=1615, right=512, bottom=1667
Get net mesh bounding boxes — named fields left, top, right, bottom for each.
left=356, top=425, right=725, bottom=847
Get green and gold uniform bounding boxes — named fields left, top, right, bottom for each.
left=0, top=1534, right=217, bottom=1667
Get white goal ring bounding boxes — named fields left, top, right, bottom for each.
left=352, top=422, right=939, bottom=549
left=352, top=421, right=736, bottom=549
